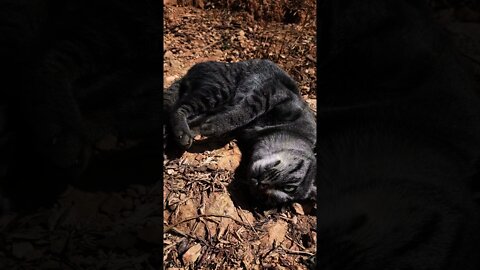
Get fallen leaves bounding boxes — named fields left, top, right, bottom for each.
left=261, top=220, right=289, bottom=248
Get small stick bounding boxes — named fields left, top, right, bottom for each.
left=306, top=54, right=316, bottom=63
left=165, top=214, right=250, bottom=233
left=281, top=247, right=315, bottom=256
left=201, top=39, right=222, bottom=52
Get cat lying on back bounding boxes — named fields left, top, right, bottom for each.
left=164, top=59, right=316, bottom=207
left=318, top=0, right=480, bottom=269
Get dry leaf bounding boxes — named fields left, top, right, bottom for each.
left=182, top=243, right=202, bottom=264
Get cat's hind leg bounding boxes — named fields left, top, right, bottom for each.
left=199, top=80, right=292, bottom=137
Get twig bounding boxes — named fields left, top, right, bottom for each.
left=285, top=235, right=307, bottom=251
left=201, top=39, right=222, bottom=52
left=165, top=214, right=250, bottom=233
left=236, top=207, right=260, bottom=238
left=234, top=228, right=244, bottom=243
left=278, top=26, right=290, bottom=60
left=168, top=226, right=188, bottom=237
left=167, top=227, right=210, bottom=246
left=261, top=240, right=279, bottom=260
left=281, top=247, right=315, bottom=257
left=306, top=54, right=316, bottom=63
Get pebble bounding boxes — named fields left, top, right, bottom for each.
left=164, top=50, right=174, bottom=58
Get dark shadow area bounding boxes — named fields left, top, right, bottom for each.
left=227, top=146, right=256, bottom=211
left=0, top=1, right=163, bottom=268
left=164, top=134, right=233, bottom=160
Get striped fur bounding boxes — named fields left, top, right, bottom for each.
left=165, top=60, right=316, bottom=206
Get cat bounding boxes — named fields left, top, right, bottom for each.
left=0, top=0, right=162, bottom=212
left=164, top=59, right=317, bottom=207
left=317, top=0, right=480, bottom=269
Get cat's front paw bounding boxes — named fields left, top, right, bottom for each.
left=171, top=113, right=194, bottom=148
left=175, top=129, right=193, bottom=148
left=172, top=124, right=194, bottom=148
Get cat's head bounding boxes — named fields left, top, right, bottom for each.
left=247, top=149, right=316, bottom=207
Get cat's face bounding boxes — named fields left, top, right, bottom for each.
left=247, top=150, right=316, bottom=207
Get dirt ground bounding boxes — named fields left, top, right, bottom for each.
left=163, top=3, right=317, bottom=270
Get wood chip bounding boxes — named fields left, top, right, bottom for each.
left=292, top=203, right=305, bottom=215
left=182, top=243, right=202, bottom=264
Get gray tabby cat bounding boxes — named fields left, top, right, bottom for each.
left=164, top=59, right=316, bottom=206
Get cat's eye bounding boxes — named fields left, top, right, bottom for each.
left=283, top=186, right=297, bottom=193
